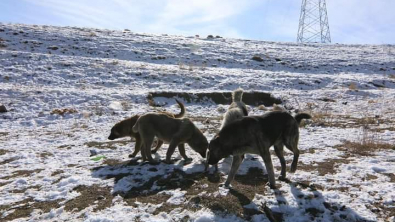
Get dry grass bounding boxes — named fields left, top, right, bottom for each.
left=348, top=83, right=358, bottom=90
left=64, top=185, right=113, bottom=213
left=51, top=108, right=78, bottom=116
left=0, top=149, right=9, bottom=156
left=311, top=111, right=335, bottom=127
left=342, top=124, right=395, bottom=156
left=343, top=140, right=394, bottom=156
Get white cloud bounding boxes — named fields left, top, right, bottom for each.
left=7, top=0, right=395, bottom=43
left=20, top=0, right=260, bottom=38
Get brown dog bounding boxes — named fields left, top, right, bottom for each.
left=207, top=111, right=311, bottom=189
left=108, top=99, right=185, bottom=158
left=132, top=113, right=208, bottom=164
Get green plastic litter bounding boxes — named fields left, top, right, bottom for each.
left=91, top=155, right=106, bottom=161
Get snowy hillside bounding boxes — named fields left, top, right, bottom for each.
left=1, top=23, right=395, bottom=222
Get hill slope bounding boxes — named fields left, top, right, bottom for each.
left=1, top=23, right=395, bottom=222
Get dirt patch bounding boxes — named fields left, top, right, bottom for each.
left=0, top=149, right=9, bottom=156
left=118, top=168, right=282, bottom=221
left=0, top=157, right=18, bottom=165
left=297, top=158, right=351, bottom=176
left=0, top=181, right=12, bottom=187
left=341, top=140, right=395, bottom=156
left=1, top=169, right=43, bottom=180
left=382, top=173, right=395, bottom=183
left=10, top=185, right=41, bottom=194
left=84, top=140, right=130, bottom=150
left=57, top=144, right=74, bottom=150
left=51, top=170, right=64, bottom=177
left=364, top=174, right=378, bottom=181
left=50, top=108, right=77, bottom=116
left=370, top=201, right=395, bottom=220
left=64, top=185, right=113, bottom=213
left=0, top=198, right=61, bottom=221
left=39, top=152, right=54, bottom=158
left=148, top=91, right=282, bottom=106
left=310, top=113, right=395, bottom=132
left=0, top=132, right=9, bottom=137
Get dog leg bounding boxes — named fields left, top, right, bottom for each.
left=129, top=135, right=141, bottom=158
left=177, top=143, right=192, bottom=162
left=165, top=139, right=180, bottom=164
left=151, top=140, right=163, bottom=154
left=274, top=143, right=286, bottom=180
left=257, top=137, right=276, bottom=189
left=261, top=152, right=276, bottom=189
left=140, top=144, right=147, bottom=162
left=290, top=147, right=299, bottom=173
left=285, top=134, right=300, bottom=173
left=224, top=155, right=244, bottom=187
left=142, top=135, right=157, bottom=164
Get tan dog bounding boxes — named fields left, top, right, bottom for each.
left=205, top=89, right=248, bottom=171
left=132, top=113, right=208, bottom=164
left=108, top=99, right=185, bottom=158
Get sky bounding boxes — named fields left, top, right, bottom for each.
left=0, top=0, right=394, bottom=44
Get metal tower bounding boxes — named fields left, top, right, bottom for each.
left=297, top=0, right=331, bottom=43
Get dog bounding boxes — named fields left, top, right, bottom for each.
left=108, top=99, right=185, bottom=158
left=220, top=89, right=248, bottom=129
left=207, top=111, right=311, bottom=189
left=132, top=113, right=208, bottom=164
left=205, top=89, right=248, bottom=171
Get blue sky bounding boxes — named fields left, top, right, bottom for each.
left=0, top=0, right=394, bottom=44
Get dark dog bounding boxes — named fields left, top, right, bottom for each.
left=108, top=99, right=185, bottom=158
left=132, top=113, right=208, bottom=164
left=207, top=111, right=311, bottom=189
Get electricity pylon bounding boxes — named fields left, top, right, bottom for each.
left=297, top=0, right=331, bottom=43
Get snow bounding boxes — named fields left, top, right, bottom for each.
left=1, top=22, right=395, bottom=221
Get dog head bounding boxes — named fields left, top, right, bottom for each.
left=108, top=117, right=137, bottom=140
left=188, top=129, right=209, bottom=158
left=108, top=125, right=121, bottom=140
left=207, top=135, right=224, bottom=165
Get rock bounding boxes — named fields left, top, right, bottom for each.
left=0, top=105, right=7, bottom=112
left=252, top=55, right=263, bottom=62
left=47, top=46, right=59, bottom=50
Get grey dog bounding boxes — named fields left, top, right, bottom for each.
left=207, top=111, right=311, bottom=189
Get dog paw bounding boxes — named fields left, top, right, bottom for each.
left=128, top=154, right=137, bottom=158
left=278, top=175, right=286, bottom=181
left=267, top=182, right=277, bottom=189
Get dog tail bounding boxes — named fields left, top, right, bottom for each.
left=294, top=113, right=312, bottom=125
left=132, top=120, right=140, bottom=133
left=174, top=99, right=186, bottom=118
left=232, top=89, right=244, bottom=102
